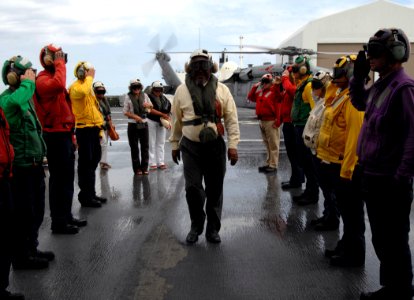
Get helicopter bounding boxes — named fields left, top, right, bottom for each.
left=143, top=36, right=331, bottom=108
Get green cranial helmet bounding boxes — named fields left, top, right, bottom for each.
left=293, top=56, right=311, bottom=75
left=2, top=56, right=32, bottom=85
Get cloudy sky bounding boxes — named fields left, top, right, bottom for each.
left=0, top=0, right=413, bottom=94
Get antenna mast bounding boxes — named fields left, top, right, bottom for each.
left=239, top=36, right=244, bottom=68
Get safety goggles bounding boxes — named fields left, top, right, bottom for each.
left=95, top=89, right=106, bottom=95
left=311, top=79, right=324, bottom=90
left=131, top=85, right=142, bottom=90
left=291, top=65, right=300, bottom=73
left=152, top=88, right=162, bottom=93
left=333, top=67, right=347, bottom=79
left=191, top=60, right=211, bottom=72
left=365, top=42, right=386, bottom=59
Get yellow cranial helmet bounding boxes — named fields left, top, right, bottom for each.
left=74, top=61, right=93, bottom=79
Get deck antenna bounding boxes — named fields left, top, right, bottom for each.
left=239, top=36, right=244, bottom=68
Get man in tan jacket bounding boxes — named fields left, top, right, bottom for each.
left=170, top=49, right=240, bottom=244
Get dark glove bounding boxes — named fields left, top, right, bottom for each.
left=353, top=50, right=370, bottom=81
left=227, top=148, right=238, bottom=166
left=172, top=149, right=181, bottom=165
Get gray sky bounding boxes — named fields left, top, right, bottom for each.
left=0, top=0, right=413, bottom=94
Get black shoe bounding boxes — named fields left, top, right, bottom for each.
left=330, top=255, right=364, bottom=267
left=69, top=217, right=87, bottom=227
left=93, top=195, right=107, bottom=203
left=295, top=196, right=319, bottom=206
left=52, top=224, right=79, bottom=234
left=186, top=229, right=200, bottom=244
left=360, top=287, right=412, bottom=299
left=12, top=256, right=49, bottom=270
left=310, top=216, right=325, bottom=226
left=258, top=165, right=269, bottom=172
left=324, top=249, right=338, bottom=258
left=0, top=290, right=25, bottom=300
left=34, top=249, right=55, bottom=261
left=314, top=221, right=339, bottom=231
left=80, top=199, right=102, bottom=208
left=206, top=231, right=221, bottom=243
left=292, top=192, right=307, bottom=202
left=281, top=181, right=302, bottom=189
left=263, top=167, right=277, bottom=173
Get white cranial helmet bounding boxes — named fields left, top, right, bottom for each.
left=190, top=49, right=211, bottom=60
left=93, top=81, right=105, bottom=89
left=151, top=81, right=163, bottom=89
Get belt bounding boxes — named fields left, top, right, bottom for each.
left=183, top=118, right=203, bottom=126
left=183, top=116, right=216, bottom=126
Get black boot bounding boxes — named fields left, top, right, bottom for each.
left=0, top=290, right=25, bottom=300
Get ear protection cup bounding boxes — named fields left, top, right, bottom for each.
left=6, top=72, right=19, bottom=86
left=390, top=29, right=406, bottom=61
left=212, top=62, right=218, bottom=74
left=299, top=65, right=308, bottom=75
left=43, top=48, right=54, bottom=66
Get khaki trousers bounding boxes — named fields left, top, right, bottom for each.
left=259, top=120, right=280, bottom=169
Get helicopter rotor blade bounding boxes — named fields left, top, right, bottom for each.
left=148, top=34, right=160, bottom=52
left=163, top=34, right=178, bottom=52
left=142, top=57, right=157, bottom=77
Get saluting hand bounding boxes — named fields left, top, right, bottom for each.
left=21, top=69, right=36, bottom=82
left=86, top=68, right=95, bottom=78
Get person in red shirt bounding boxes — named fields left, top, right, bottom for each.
left=278, top=67, right=304, bottom=188
left=35, top=44, right=87, bottom=234
left=248, top=73, right=282, bottom=173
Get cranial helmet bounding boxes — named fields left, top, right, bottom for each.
left=151, top=80, right=164, bottom=89
left=39, top=44, right=63, bottom=68
left=312, top=71, right=331, bottom=89
left=93, top=81, right=105, bottom=91
left=185, top=49, right=218, bottom=74
left=2, top=55, right=32, bottom=86
left=367, top=28, right=410, bottom=62
left=129, top=78, right=143, bottom=90
left=74, top=61, right=93, bottom=79
left=293, top=56, right=311, bottom=75
left=333, top=55, right=357, bottom=80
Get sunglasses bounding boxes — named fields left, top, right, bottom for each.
left=95, top=90, right=106, bottom=95
left=152, top=89, right=162, bottom=93
left=261, top=78, right=271, bottom=84
left=131, top=85, right=142, bottom=90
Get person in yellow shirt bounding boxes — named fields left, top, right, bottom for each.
left=69, top=62, right=106, bottom=208
left=316, top=55, right=365, bottom=267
